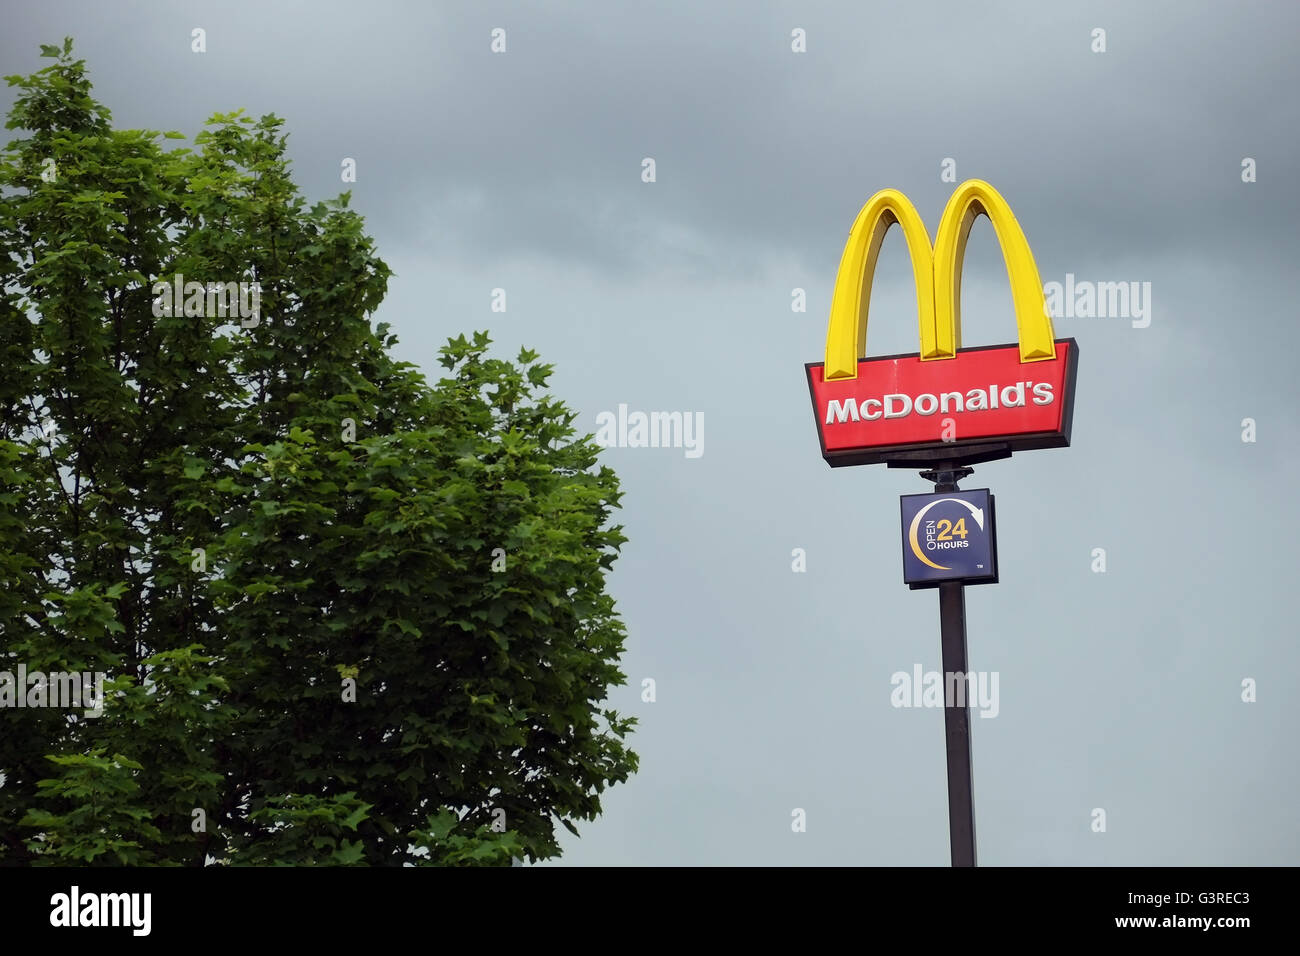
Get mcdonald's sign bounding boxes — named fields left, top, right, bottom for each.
left=806, top=180, right=1078, bottom=467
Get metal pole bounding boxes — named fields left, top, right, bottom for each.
left=926, top=463, right=977, bottom=867
left=938, top=581, right=976, bottom=866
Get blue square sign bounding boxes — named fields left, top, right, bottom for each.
left=899, top=489, right=998, bottom=588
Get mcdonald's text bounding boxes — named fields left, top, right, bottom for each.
left=807, top=340, right=1077, bottom=466
left=824, top=381, right=1055, bottom=425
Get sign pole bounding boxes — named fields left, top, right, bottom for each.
left=923, top=462, right=978, bottom=867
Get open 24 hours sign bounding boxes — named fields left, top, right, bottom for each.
left=899, top=489, right=998, bottom=588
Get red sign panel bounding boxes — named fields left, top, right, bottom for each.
left=806, top=339, right=1078, bottom=467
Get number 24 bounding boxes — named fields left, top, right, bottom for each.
left=935, top=518, right=968, bottom=541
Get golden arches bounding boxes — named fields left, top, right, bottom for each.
left=824, top=180, right=1057, bottom=381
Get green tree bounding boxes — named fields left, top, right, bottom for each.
left=0, top=39, right=636, bottom=866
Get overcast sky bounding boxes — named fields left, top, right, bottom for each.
left=4, top=0, right=1297, bottom=865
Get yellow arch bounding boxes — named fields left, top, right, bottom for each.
left=823, top=180, right=1057, bottom=380
left=933, top=179, right=1056, bottom=363
left=824, top=189, right=936, bottom=382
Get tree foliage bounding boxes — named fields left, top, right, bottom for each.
left=0, top=39, right=636, bottom=865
